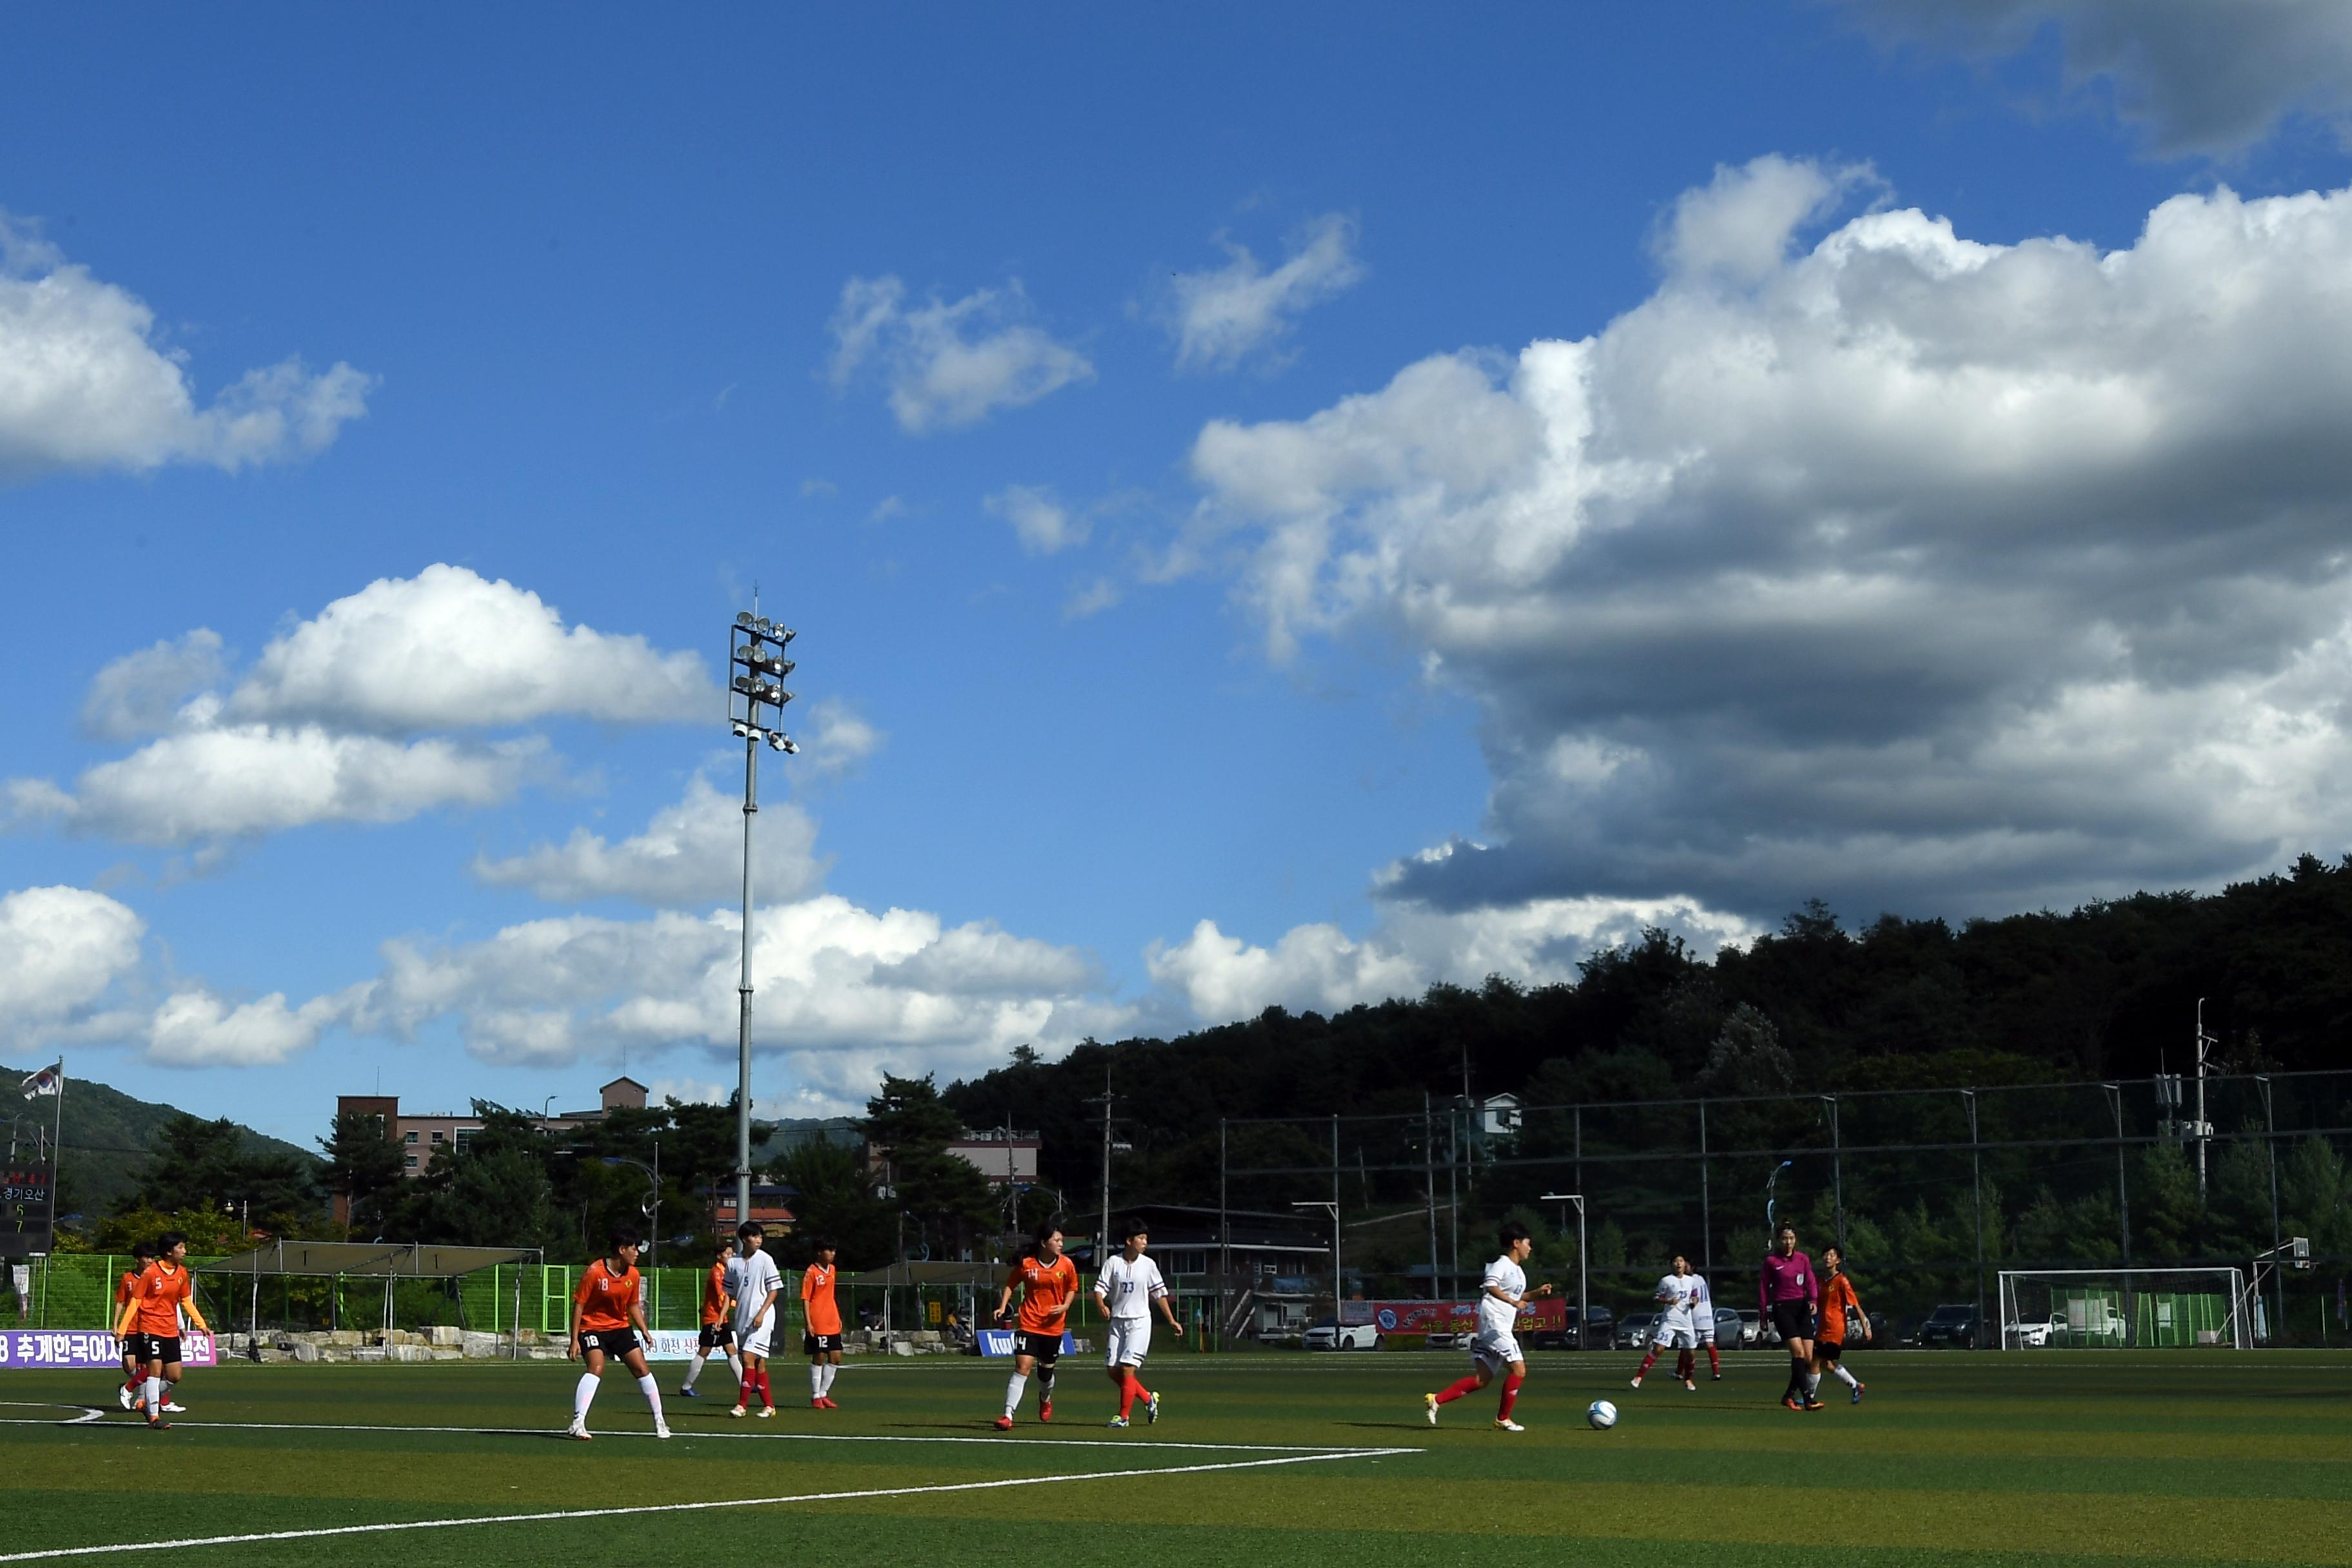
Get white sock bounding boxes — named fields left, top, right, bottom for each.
left=684, top=1352, right=707, bottom=1389
left=1004, top=1371, right=1028, bottom=1417
left=820, top=1362, right=838, bottom=1396
left=1805, top=1371, right=1821, bottom=1395
left=636, top=1373, right=666, bottom=1420
left=1833, top=1364, right=1859, bottom=1389
left=143, top=1376, right=164, bottom=1414
left=1037, top=1366, right=1055, bottom=1401
left=810, top=1362, right=825, bottom=1398
left=573, top=1373, right=600, bottom=1426
left=727, top=1352, right=744, bottom=1389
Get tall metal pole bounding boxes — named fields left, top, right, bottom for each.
left=1698, top=1099, right=1712, bottom=1279
left=1331, top=1114, right=1342, bottom=1308
left=2104, top=1083, right=2132, bottom=1340
left=2195, top=999, right=2214, bottom=1204
left=1097, top=1065, right=1113, bottom=1269
left=1424, top=1094, right=1439, bottom=1301
left=1447, top=1101, right=1460, bottom=1298
left=1218, top=1119, right=1230, bottom=1340
left=1827, top=1094, right=1845, bottom=1253
left=1964, top=1089, right=1984, bottom=1351
left=40, top=1061, right=61, bottom=1329
left=2260, top=1075, right=2282, bottom=1339
left=735, top=733, right=758, bottom=1231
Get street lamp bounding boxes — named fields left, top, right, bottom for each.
left=1540, top=1192, right=1587, bottom=1349
left=600, top=1148, right=661, bottom=1269
left=726, top=607, right=799, bottom=1233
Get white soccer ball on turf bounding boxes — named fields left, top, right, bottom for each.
left=1587, top=1398, right=1618, bottom=1430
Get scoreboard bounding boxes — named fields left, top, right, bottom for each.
left=0, top=1164, right=50, bottom=1258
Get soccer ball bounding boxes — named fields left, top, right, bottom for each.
left=1587, top=1399, right=1618, bottom=1431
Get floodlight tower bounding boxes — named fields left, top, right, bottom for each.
left=727, top=609, right=799, bottom=1231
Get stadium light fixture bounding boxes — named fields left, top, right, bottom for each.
left=723, top=594, right=802, bottom=1232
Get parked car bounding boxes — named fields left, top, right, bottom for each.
left=1302, top=1317, right=1382, bottom=1351
left=1917, top=1303, right=1981, bottom=1348
left=1615, top=1312, right=1656, bottom=1350
left=2005, top=1313, right=2061, bottom=1348
left=1424, top=1329, right=1469, bottom=1350
left=1708, top=1306, right=1745, bottom=1348
left=1528, top=1304, right=1615, bottom=1350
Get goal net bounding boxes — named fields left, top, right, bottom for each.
left=1997, top=1269, right=2248, bottom=1350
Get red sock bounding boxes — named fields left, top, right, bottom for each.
left=1433, top=1375, right=1482, bottom=1407
left=1498, top=1373, right=1524, bottom=1420
left=1676, top=1350, right=1694, bottom=1380
left=1707, top=1343, right=1721, bottom=1375
left=758, top=1369, right=774, bottom=1407
left=1636, top=1349, right=1660, bottom=1377
left=1117, top=1374, right=1138, bottom=1419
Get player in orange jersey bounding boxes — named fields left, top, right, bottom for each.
left=802, top=1238, right=845, bottom=1409
left=565, top=1227, right=671, bottom=1440
left=112, top=1240, right=155, bottom=1411
left=680, top=1237, right=740, bottom=1401
left=113, top=1232, right=209, bottom=1429
left=1812, top=1244, right=1870, bottom=1405
left=991, top=1220, right=1078, bottom=1430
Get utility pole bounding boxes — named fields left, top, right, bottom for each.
left=725, top=605, right=799, bottom=1232
left=2194, top=999, right=2217, bottom=1204
left=1085, top=1065, right=1115, bottom=1268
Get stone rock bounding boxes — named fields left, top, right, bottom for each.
left=462, top=1332, right=506, bottom=1358
left=427, top=1326, right=465, bottom=1348
left=289, top=1341, right=320, bottom=1363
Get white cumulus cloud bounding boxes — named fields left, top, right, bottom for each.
left=1181, top=158, right=2352, bottom=925
left=798, top=699, right=885, bottom=781
left=471, top=773, right=827, bottom=908
left=985, top=484, right=1087, bottom=555
left=146, top=987, right=349, bottom=1068
left=827, top=275, right=1093, bottom=433
left=79, top=630, right=228, bottom=740
left=0, top=886, right=145, bottom=1043
left=229, top=565, right=710, bottom=734
left=1164, top=213, right=1365, bottom=372
left=0, top=213, right=371, bottom=482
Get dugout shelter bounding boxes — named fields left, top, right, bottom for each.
left=201, top=1240, right=544, bottom=1355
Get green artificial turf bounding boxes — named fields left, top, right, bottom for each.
left=1, top=1349, right=2347, bottom=1565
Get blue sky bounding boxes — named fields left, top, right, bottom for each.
left=6, top=3, right=2352, bottom=1144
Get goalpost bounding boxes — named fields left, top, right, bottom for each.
left=1997, top=1268, right=2249, bottom=1350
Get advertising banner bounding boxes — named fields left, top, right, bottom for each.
left=976, top=1329, right=1075, bottom=1357
left=0, top=1330, right=217, bottom=1370
left=1366, top=1298, right=1567, bottom=1335
left=643, top=1330, right=702, bottom=1362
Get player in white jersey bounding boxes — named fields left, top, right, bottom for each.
left=727, top=1221, right=784, bottom=1418
left=1093, top=1216, right=1183, bottom=1428
left=1631, top=1253, right=1701, bottom=1391
left=1688, top=1267, right=1723, bottom=1380
left=1424, top=1220, right=1553, bottom=1432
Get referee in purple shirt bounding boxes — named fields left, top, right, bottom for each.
left=1759, top=1222, right=1822, bottom=1411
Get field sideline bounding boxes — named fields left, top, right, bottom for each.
left=0, top=1349, right=2346, bottom=1565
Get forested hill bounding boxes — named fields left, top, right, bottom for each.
left=0, top=1063, right=314, bottom=1218
left=943, top=853, right=2352, bottom=1205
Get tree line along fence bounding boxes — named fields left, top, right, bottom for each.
left=1215, top=1069, right=2352, bottom=1346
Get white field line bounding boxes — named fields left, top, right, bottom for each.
left=0, top=1406, right=103, bottom=1426
left=0, top=1447, right=1405, bottom=1563
left=61, top=1416, right=1375, bottom=1455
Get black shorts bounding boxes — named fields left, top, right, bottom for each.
left=1770, top=1301, right=1816, bottom=1343
left=698, top=1322, right=734, bottom=1351
left=137, top=1335, right=182, bottom=1367
left=804, top=1332, right=842, bottom=1356
left=1015, top=1329, right=1063, bottom=1365
left=579, top=1327, right=642, bottom=1362
left=120, top=1333, right=152, bottom=1364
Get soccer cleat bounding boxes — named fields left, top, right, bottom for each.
left=1629, top=1375, right=1643, bottom=1389
left=163, top=1402, right=186, bottom=1413
left=994, top=1415, right=1015, bottom=1431
left=1683, top=1378, right=1696, bottom=1392
left=812, top=1398, right=826, bottom=1409
left=1711, top=1373, right=1724, bottom=1382
left=1038, top=1398, right=1053, bottom=1423
left=680, top=1385, right=700, bottom=1398
left=1803, top=1396, right=1825, bottom=1411
left=1146, top=1391, right=1161, bottom=1425
left=1106, top=1415, right=1130, bottom=1428
left=756, top=1405, right=774, bottom=1419
left=117, top=1386, right=133, bottom=1411
left=1782, top=1395, right=1803, bottom=1411
left=1495, top=1418, right=1525, bottom=1433
left=1851, top=1382, right=1865, bottom=1405
left=655, top=1421, right=672, bottom=1440
left=1424, top=1393, right=1439, bottom=1426
left=146, top=1415, right=170, bottom=1431
left=729, top=1404, right=747, bottom=1418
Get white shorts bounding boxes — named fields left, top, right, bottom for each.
left=1471, top=1330, right=1522, bottom=1370
left=1106, top=1318, right=1152, bottom=1367
left=1694, top=1313, right=1716, bottom=1344
left=738, top=1320, right=774, bottom=1359
left=1651, top=1324, right=1697, bottom=1351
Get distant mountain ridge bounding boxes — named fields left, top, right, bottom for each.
left=0, top=1062, right=317, bottom=1219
